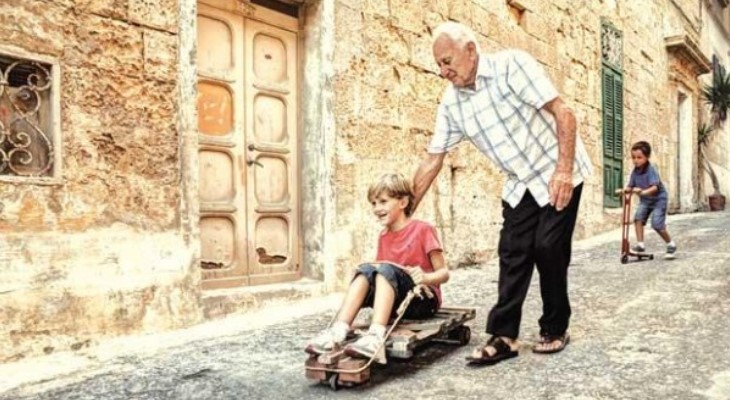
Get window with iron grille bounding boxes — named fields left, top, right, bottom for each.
left=0, top=51, right=59, bottom=181
left=601, top=21, right=624, bottom=208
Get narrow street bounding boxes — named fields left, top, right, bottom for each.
left=2, top=211, right=729, bottom=400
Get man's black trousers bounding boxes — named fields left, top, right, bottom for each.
left=486, top=184, right=583, bottom=338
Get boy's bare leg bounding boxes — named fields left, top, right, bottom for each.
left=335, top=275, right=370, bottom=325
left=634, top=221, right=644, bottom=243
left=656, top=229, right=672, bottom=243
left=370, top=274, right=396, bottom=326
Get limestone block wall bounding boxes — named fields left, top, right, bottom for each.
left=0, top=0, right=201, bottom=361
left=318, top=0, right=703, bottom=288
left=700, top=2, right=730, bottom=202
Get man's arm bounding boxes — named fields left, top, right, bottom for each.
left=542, top=97, right=576, bottom=211
left=411, top=152, right=446, bottom=215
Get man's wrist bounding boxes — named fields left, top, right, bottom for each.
left=552, top=169, right=572, bottom=183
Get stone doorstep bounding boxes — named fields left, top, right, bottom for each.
left=201, top=278, right=327, bottom=320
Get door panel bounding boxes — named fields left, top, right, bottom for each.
left=245, top=19, right=299, bottom=285
left=197, top=4, right=299, bottom=288
left=197, top=82, right=234, bottom=136
left=197, top=6, right=248, bottom=287
left=198, top=15, right=234, bottom=73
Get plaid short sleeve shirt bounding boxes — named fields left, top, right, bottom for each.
left=428, top=49, right=594, bottom=208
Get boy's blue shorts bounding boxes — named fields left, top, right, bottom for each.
left=634, top=198, right=668, bottom=230
left=354, top=263, right=438, bottom=320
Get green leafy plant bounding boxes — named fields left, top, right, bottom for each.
left=698, top=123, right=721, bottom=196
left=698, top=123, right=714, bottom=147
left=701, top=71, right=730, bottom=126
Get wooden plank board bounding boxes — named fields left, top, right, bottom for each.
left=306, top=306, right=477, bottom=387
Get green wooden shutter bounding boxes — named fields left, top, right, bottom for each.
left=614, top=75, right=623, bottom=160
left=602, top=67, right=623, bottom=208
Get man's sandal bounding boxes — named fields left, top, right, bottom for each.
left=465, top=336, right=518, bottom=366
left=532, top=333, right=570, bottom=354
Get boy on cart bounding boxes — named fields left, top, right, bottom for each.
left=305, top=173, right=450, bottom=364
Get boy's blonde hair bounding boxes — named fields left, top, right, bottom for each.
left=367, top=173, right=415, bottom=217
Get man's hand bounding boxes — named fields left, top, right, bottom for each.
left=542, top=97, right=577, bottom=212
left=407, top=267, right=424, bottom=285
left=549, top=170, right=574, bottom=211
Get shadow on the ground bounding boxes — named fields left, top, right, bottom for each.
left=306, top=340, right=466, bottom=394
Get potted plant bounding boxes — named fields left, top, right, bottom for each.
left=697, top=124, right=725, bottom=211
left=700, top=69, right=729, bottom=211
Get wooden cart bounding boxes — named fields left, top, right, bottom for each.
left=305, top=306, right=476, bottom=390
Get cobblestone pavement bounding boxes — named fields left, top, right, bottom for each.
left=2, top=211, right=729, bottom=400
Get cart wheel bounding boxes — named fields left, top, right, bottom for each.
left=649, top=254, right=654, bottom=260
left=328, top=374, right=339, bottom=391
left=448, top=326, right=471, bottom=346
left=459, top=326, right=471, bottom=346
left=621, top=255, right=628, bottom=264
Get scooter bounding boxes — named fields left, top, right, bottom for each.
left=616, top=188, right=654, bottom=264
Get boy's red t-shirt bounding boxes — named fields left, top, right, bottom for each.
left=376, top=219, right=444, bottom=305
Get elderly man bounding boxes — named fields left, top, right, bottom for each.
left=412, top=22, right=593, bottom=366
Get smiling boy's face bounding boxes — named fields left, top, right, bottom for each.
left=370, top=192, right=408, bottom=228
left=631, top=149, right=648, bottom=168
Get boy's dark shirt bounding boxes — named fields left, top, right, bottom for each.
left=628, top=162, right=667, bottom=202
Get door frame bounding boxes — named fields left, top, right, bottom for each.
left=199, top=0, right=298, bottom=31
left=676, top=87, right=694, bottom=212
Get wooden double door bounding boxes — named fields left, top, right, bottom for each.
left=196, top=1, right=299, bottom=289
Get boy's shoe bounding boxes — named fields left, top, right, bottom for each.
left=665, top=243, right=677, bottom=259
left=345, top=332, right=387, bottom=364
left=631, top=244, right=646, bottom=253
left=305, top=326, right=347, bottom=355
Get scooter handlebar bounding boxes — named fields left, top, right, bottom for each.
left=615, top=188, right=643, bottom=195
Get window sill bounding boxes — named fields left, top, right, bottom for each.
left=0, top=176, right=64, bottom=186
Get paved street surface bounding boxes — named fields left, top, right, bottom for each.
left=2, top=211, right=730, bottom=400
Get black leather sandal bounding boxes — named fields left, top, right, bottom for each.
left=465, top=336, right=519, bottom=366
left=532, top=333, right=570, bottom=354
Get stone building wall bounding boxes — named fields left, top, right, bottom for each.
left=0, top=0, right=716, bottom=363
left=319, top=0, right=707, bottom=288
left=0, top=0, right=201, bottom=362
left=700, top=1, right=730, bottom=202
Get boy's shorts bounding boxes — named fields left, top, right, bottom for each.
left=354, top=263, right=438, bottom=320
left=634, top=198, right=667, bottom=230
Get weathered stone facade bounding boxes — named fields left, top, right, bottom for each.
left=307, top=0, right=713, bottom=289
left=700, top=1, right=730, bottom=202
left=0, top=0, right=202, bottom=362
left=0, top=0, right=725, bottom=363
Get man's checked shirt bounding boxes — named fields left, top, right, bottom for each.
left=428, top=49, right=594, bottom=208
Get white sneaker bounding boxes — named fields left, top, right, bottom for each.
left=345, top=332, right=387, bottom=364
left=305, top=326, right=347, bottom=355
left=631, top=244, right=646, bottom=253
left=665, top=243, right=677, bottom=259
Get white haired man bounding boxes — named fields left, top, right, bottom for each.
left=412, top=21, right=593, bottom=366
